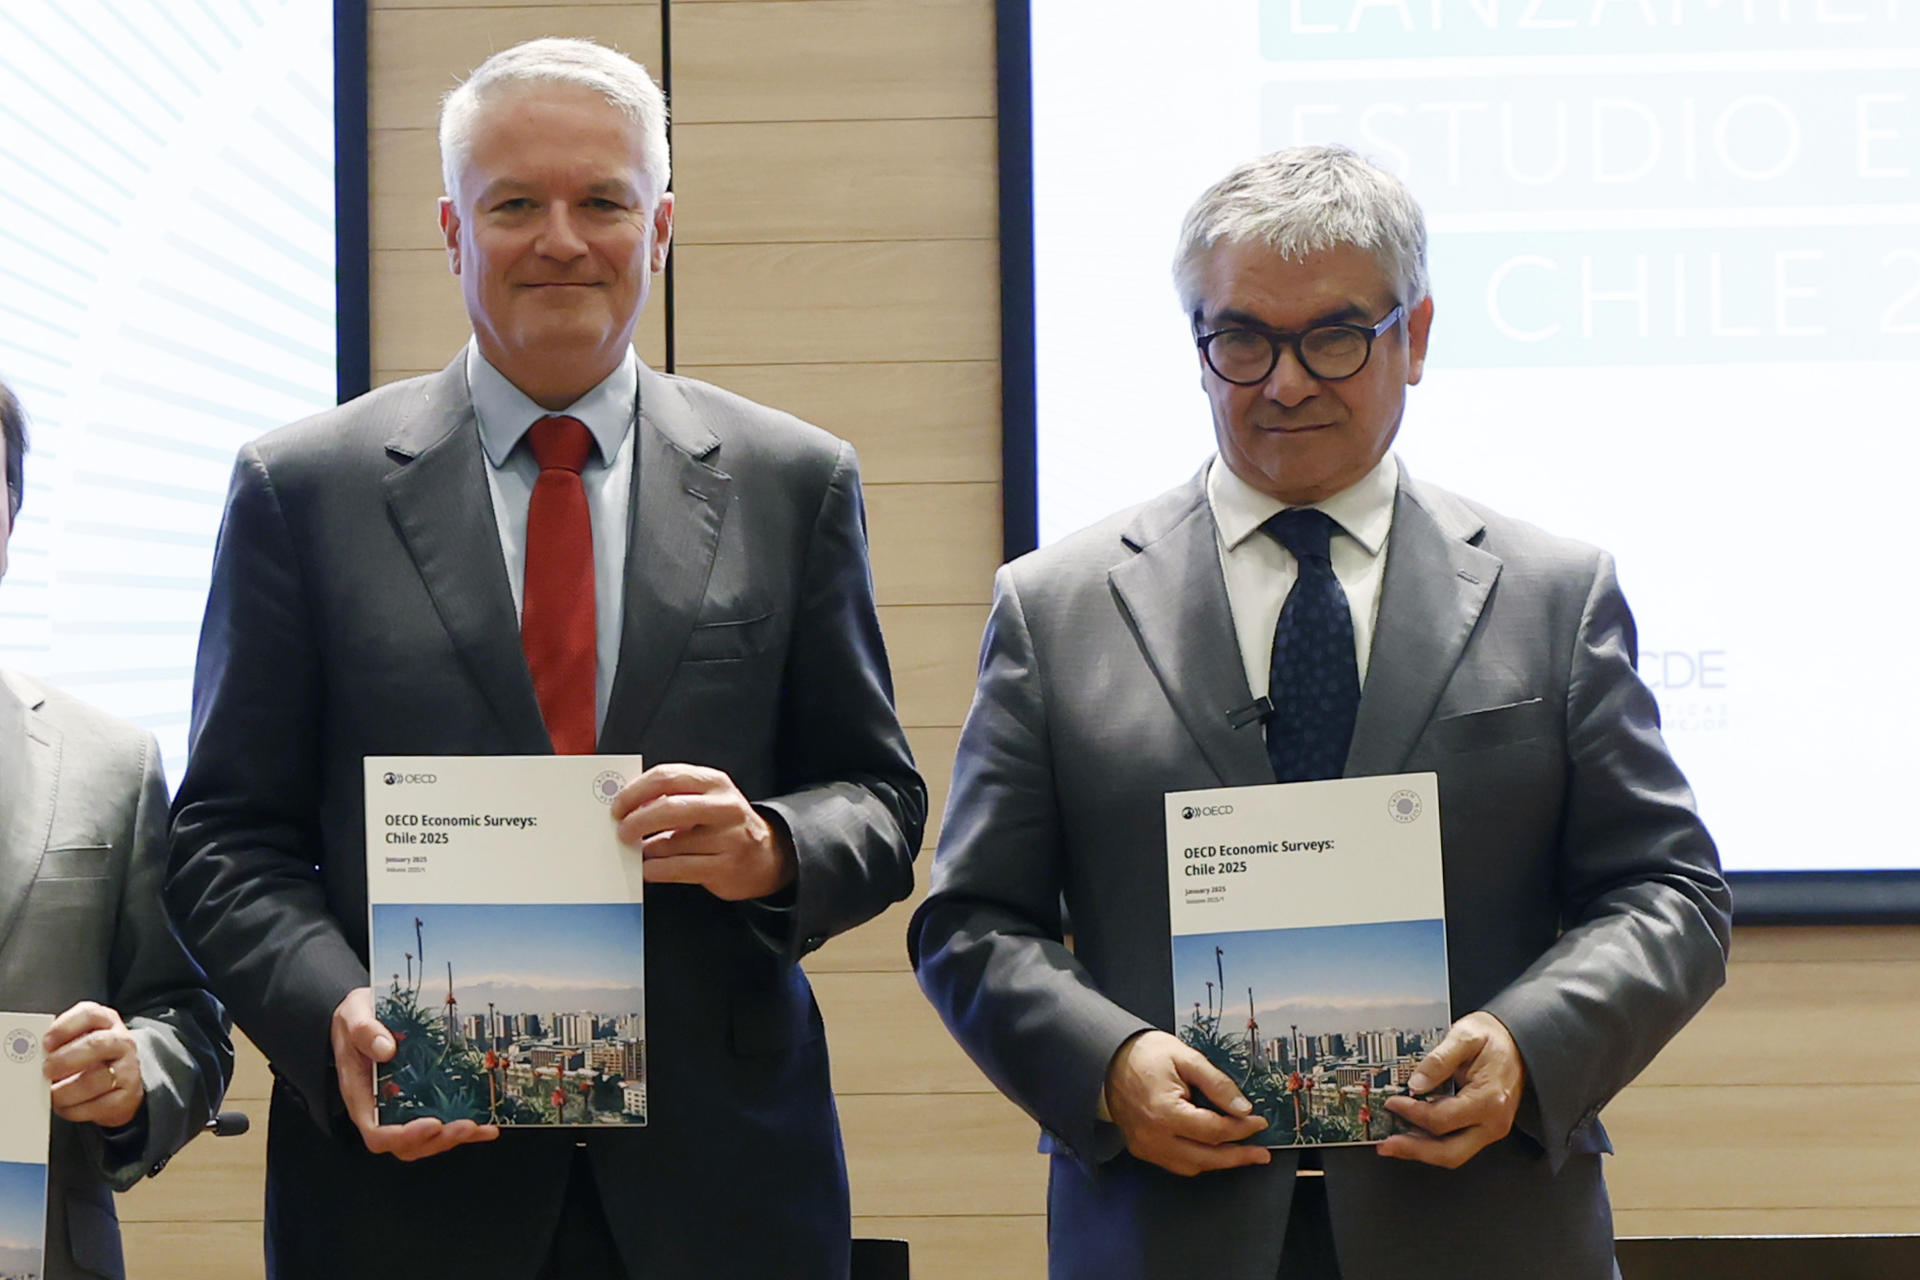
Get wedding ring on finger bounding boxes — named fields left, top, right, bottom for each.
left=106, top=1060, right=120, bottom=1090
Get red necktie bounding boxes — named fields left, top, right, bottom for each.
left=521, top=416, right=596, bottom=753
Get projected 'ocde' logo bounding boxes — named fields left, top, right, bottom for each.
left=382, top=771, right=438, bottom=786
left=1641, top=650, right=1727, bottom=691
left=1181, top=804, right=1235, bottom=820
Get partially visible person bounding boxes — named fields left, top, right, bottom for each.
left=0, top=376, right=233, bottom=1280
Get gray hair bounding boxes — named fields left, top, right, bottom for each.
left=1, top=375, right=25, bottom=521
left=1172, top=145, right=1428, bottom=316
left=439, top=37, right=670, bottom=205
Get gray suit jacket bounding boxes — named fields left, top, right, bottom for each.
left=0, top=671, right=229, bottom=1280
left=167, top=358, right=924, bottom=1279
left=911, top=466, right=1730, bottom=1280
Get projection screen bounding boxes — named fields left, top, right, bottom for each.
left=1006, top=0, right=1920, bottom=916
left=0, top=0, right=362, bottom=786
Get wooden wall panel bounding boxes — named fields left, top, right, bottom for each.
left=877, top=605, right=987, bottom=729
left=673, top=361, right=1000, bottom=485
left=117, top=1125, right=269, bottom=1225
left=672, top=119, right=998, bottom=245
left=669, top=1, right=995, bottom=124
left=814, top=970, right=995, bottom=1095
left=1617, top=1207, right=1920, bottom=1236
left=1636, top=954, right=1920, bottom=1087
left=908, top=723, right=961, bottom=835
left=812, top=878, right=928, bottom=979
left=840, top=1093, right=1048, bottom=1218
left=668, top=6, right=1009, bottom=1271
left=851, top=1216, right=1048, bottom=1279
left=1600, top=926, right=1920, bottom=1246
left=867, top=483, right=1000, bottom=606
left=1732, top=924, right=1920, bottom=962
left=369, top=129, right=445, bottom=253
left=367, top=249, right=472, bottom=368
left=673, top=241, right=1000, bottom=366
left=121, top=1223, right=261, bottom=1280
left=1604, top=1083, right=1920, bottom=1211
left=368, top=5, right=663, bottom=133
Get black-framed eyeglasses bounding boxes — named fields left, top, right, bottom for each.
left=1195, top=305, right=1406, bottom=385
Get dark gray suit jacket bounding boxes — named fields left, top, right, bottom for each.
left=0, top=671, right=229, bottom=1280
left=168, top=359, right=924, bottom=1279
left=911, top=466, right=1730, bottom=1280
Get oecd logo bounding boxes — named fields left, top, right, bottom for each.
left=1181, top=804, right=1235, bottom=820
left=383, top=771, right=437, bottom=786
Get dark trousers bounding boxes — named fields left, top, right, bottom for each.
left=1277, top=1173, right=1341, bottom=1280
left=536, top=1144, right=628, bottom=1280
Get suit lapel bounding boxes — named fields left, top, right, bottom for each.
left=0, top=672, right=56, bottom=957
left=1109, top=478, right=1273, bottom=789
left=1346, top=473, right=1502, bottom=778
left=382, top=360, right=549, bottom=748
left=599, top=365, right=731, bottom=749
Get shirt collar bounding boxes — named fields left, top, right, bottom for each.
left=467, top=340, right=638, bottom=468
left=1208, top=451, right=1399, bottom=557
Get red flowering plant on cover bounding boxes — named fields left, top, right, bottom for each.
left=375, top=975, right=538, bottom=1124
left=1175, top=1006, right=1296, bottom=1141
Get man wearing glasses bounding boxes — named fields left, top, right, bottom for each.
left=912, top=146, right=1729, bottom=1279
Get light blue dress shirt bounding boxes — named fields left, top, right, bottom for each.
left=466, top=341, right=636, bottom=736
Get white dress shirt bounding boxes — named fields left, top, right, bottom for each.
left=467, top=341, right=636, bottom=734
left=1207, top=452, right=1399, bottom=701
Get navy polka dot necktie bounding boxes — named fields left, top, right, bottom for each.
left=1262, top=508, right=1360, bottom=784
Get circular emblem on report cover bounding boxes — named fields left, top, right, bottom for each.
left=2, top=1027, right=37, bottom=1063
left=1387, top=789, right=1423, bottom=824
left=593, top=770, right=626, bottom=805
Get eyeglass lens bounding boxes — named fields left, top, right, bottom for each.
left=1205, top=325, right=1372, bottom=384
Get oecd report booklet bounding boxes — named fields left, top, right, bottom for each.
left=0, top=1013, right=53, bottom=1279
left=1166, top=773, right=1451, bottom=1147
left=365, top=756, right=647, bottom=1128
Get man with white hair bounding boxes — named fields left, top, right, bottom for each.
left=168, top=38, right=923, bottom=1279
left=912, top=146, right=1730, bottom=1279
